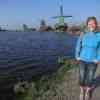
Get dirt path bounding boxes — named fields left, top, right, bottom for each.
left=48, top=63, right=100, bottom=100
left=91, top=63, right=100, bottom=100
left=62, top=63, right=100, bottom=100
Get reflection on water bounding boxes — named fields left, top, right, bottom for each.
left=0, top=31, right=77, bottom=79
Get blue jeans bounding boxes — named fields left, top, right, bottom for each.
left=79, top=60, right=97, bottom=87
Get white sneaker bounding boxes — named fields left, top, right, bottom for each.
left=80, top=93, right=84, bottom=100
left=85, top=91, right=91, bottom=100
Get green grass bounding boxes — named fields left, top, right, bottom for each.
left=15, top=57, right=78, bottom=100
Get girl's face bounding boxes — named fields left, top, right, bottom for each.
left=87, top=20, right=97, bottom=32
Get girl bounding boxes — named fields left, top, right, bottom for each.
left=75, top=16, right=100, bottom=100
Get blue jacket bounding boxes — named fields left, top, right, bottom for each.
left=96, top=33, right=100, bottom=61
left=75, top=32, right=100, bottom=62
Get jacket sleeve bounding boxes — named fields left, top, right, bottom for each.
left=96, top=41, right=100, bottom=61
left=75, top=37, right=81, bottom=59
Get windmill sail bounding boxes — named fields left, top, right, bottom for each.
left=52, top=0, right=72, bottom=26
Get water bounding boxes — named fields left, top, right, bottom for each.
left=0, top=31, right=77, bottom=80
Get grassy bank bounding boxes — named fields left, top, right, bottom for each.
left=15, top=57, right=79, bottom=100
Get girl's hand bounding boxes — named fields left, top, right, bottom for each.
left=76, top=57, right=80, bottom=61
left=93, top=60, right=99, bottom=64
left=75, top=57, right=80, bottom=64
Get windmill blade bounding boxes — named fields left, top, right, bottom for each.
left=52, top=16, right=72, bottom=19
left=63, top=16, right=73, bottom=18
left=52, top=16, right=61, bottom=19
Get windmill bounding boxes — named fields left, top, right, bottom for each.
left=52, top=0, right=72, bottom=27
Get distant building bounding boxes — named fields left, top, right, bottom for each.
left=22, top=24, right=36, bottom=32
left=45, top=26, right=54, bottom=32
left=67, top=25, right=80, bottom=35
left=29, top=28, right=37, bottom=31
left=23, top=24, right=29, bottom=31
left=39, top=20, right=47, bottom=31
left=0, top=27, right=2, bottom=31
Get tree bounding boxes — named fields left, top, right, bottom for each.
left=45, top=26, right=54, bottom=32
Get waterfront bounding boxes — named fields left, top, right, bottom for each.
left=0, top=31, right=77, bottom=80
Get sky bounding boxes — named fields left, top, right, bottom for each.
left=0, top=0, right=99, bottom=29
